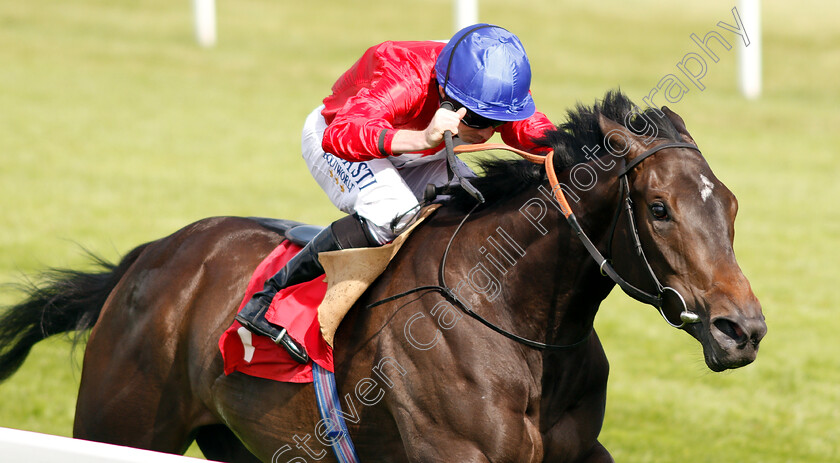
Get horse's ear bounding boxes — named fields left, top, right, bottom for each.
left=598, top=113, right=642, bottom=158
left=661, top=106, right=697, bottom=146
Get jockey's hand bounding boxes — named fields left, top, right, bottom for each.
left=424, top=107, right=467, bottom=147
left=389, top=107, right=466, bottom=154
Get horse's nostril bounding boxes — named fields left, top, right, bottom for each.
left=713, top=318, right=747, bottom=346
left=747, top=319, right=767, bottom=347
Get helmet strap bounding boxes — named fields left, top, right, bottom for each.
left=442, top=24, right=499, bottom=96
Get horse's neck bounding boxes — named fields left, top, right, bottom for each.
left=453, top=178, right=620, bottom=351
left=499, top=177, right=621, bottom=423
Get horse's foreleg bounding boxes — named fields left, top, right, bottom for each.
left=194, top=424, right=262, bottom=463
left=404, top=444, right=493, bottom=463
left=576, top=442, right=614, bottom=463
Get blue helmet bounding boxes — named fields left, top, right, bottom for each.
left=435, top=24, right=536, bottom=122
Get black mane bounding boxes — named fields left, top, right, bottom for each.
left=448, top=89, right=683, bottom=211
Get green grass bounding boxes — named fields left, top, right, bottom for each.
left=1, top=0, right=838, bottom=461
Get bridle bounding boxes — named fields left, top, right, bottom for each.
left=456, top=140, right=704, bottom=330
left=577, top=141, right=703, bottom=328
left=367, top=139, right=703, bottom=351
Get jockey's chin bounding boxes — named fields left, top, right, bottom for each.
left=457, top=124, right=495, bottom=144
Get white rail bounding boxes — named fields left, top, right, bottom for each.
left=193, top=0, right=217, bottom=47
left=454, top=0, right=479, bottom=31
left=0, top=427, right=214, bottom=463
left=738, top=0, right=761, bottom=99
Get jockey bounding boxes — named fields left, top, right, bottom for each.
left=236, top=24, right=555, bottom=362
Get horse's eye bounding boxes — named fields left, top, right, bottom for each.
left=650, top=202, right=669, bottom=220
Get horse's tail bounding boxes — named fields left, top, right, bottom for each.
left=0, top=242, right=152, bottom=382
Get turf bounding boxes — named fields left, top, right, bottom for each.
left=1, top=0, right=838, bottom=461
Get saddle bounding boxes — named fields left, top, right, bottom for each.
left=247, top=204, right=440, bottom=348
left=247, top=218, right=324, bottom=247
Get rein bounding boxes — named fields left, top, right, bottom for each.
left=366, top=139, right=703, bottom=352
left=489, top=140, right=703, bottom=328
left=367, top=202, right=592, bottom=351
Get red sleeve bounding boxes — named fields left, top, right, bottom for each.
left=499, top=110, right=555, bottom=155
left=321, top=90, right=398, bottom=162
left=321, top=44, right=433, bottom=162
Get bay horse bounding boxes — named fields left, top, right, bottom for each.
left=0, top=91, right=765, bottom=462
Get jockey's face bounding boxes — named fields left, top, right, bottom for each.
left=437, top=86, right=503, bottom=144
left=457, top=123, right=496, bottom=144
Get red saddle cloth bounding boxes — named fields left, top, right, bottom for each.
left=218, top=241, right=332, bottom=383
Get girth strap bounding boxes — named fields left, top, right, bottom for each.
left=312, top=363, right=360, bottom=463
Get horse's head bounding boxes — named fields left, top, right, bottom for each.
left=597, top=106, right=766, bottom=371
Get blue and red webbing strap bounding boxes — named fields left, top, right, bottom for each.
left=312, top=363, right=360, bottom=463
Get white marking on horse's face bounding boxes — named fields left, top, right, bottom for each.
left=700, top=174, right=715, bottom=202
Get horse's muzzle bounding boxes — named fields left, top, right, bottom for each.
left=704, top=313, right=767, bottom=371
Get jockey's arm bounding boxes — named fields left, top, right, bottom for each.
left=390, top=107, right=466, bottom=154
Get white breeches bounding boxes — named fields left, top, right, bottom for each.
left=301, top=105, right=473, bottom=244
